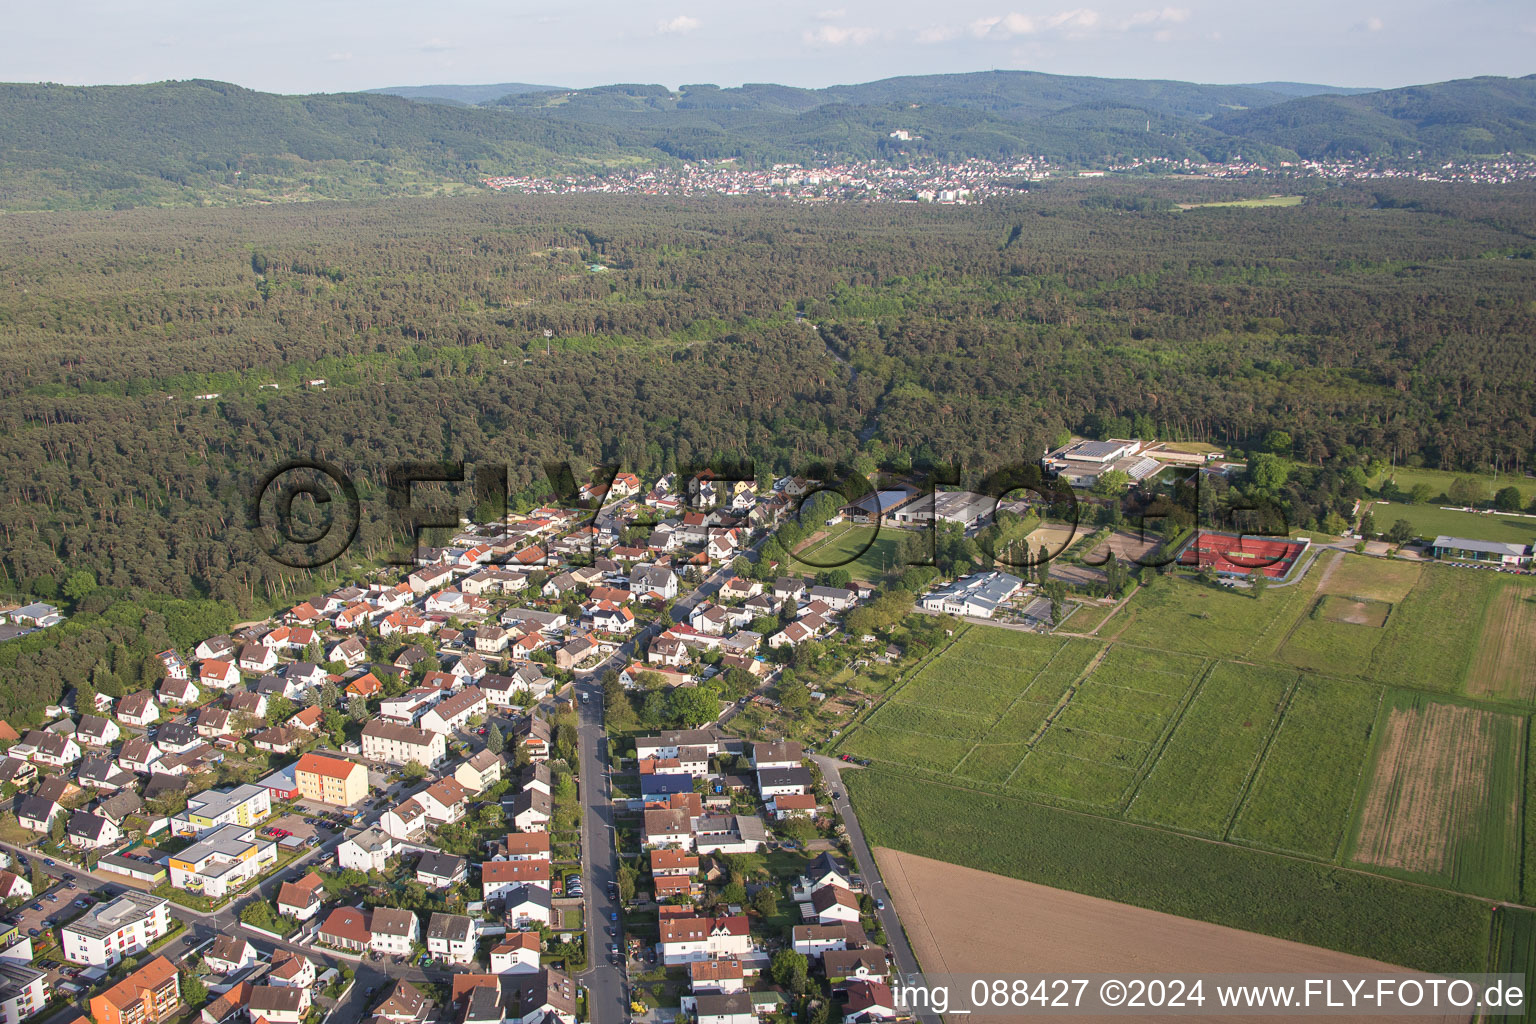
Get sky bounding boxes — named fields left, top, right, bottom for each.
left=5, top=0, right=1533, bottom=94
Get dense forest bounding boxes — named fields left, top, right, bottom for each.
left=2, top=176, right=1534, bottom=623
left=1, top=72, right=1534, bottom=209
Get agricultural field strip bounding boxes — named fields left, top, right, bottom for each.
left=947, top=639, right=1076, bottom=770
left=1218, top=672, right=1302, bottom=838
left=1229, top=679, right=1386, bottom=862
left=1001, top=645, right=1112, bottom=787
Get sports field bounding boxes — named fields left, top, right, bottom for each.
left=1361, top=499, right=1536, bottom=546
left=842, top=549, right=1536, bottom=972
left=788, top=521, right=900, bottom=580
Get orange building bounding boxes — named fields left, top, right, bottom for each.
left=293, top=752, right=367, bottom=806
left=90, top=956, right=180, bottom=1024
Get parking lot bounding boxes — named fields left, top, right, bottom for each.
left=262, top=812, right=342, bottom=844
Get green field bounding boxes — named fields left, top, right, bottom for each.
left=1228, top=676, right=1382, bottom=859
left=1370, top=466, right=1536, bottom=509
left=1362, top=499, right=1536, bottom=546
left=1488, top=908, right=1536, bottom=1024
left=848, top=769, right=1491, bottom=974
left=1127, top=662, right=1294, bottom=836
left=1106, top=569, right=1311, bottom=659
left=790, top=522, right=901, bottom=581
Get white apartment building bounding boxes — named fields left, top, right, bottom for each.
left=60, top=892, right=172, bottom=967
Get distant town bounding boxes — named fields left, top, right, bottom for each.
left=481, top=154, right=1536, bottom=203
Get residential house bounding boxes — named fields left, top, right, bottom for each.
left=415, top=852, right=467, bottom=888
left=455, top=750, right=503, bottom=794
left=481, top=860, right=551, bottom=902
left=236, top=645, right=277, bottom=675
left=316, top=908, right=371, bottom=954
left=374, top=980, right=431, bottom=1024
left=693, top=991, right=755, bottom=1024
left=842, top=981, right=897, bottom=1024
left=823, top=948, right=889, bottom=986
left=202, top=936, right=257, bottom=975
left=275, top=873, right=324, bottom=921
left=630, top=566, right=678, bottom=601
left=65, top=810, right=120, bottom=850
left=497, top=833, right=551, bottom=862
left=770, top=794, right=818, bottom=820
left=426, top=914, right=478, bottom=965
left=369, top=908, right=419, bottom=957
left=244, top=983, right=309, bottom=1023
left=791, top=922, right=864, bottom=959
left=226, top=692, right=267, bottom=721
left=657, top=916, right=751, bottom=965
left=812, top=885, right=862, bottom=925
left=689, top=959, right=745, bottom=994
left=195, top=637, right=235, bottom=662
left=509, top=789, right=552, bottom=833
left=153, top=722, right=201, bottom=755
left=502, top=886, right=552, bottom=929
left=18, top=727, right=79, bottom=767
left=489, top=933, right=541, bottom=975
left=416, top=777, right=468, bottom=825
left=198, top=660, right=240, bottom=691
left=419, top=688, right=486, bottom=735
left=75, top=716, right=120, bottom=748
left=328, top=638, right=367, bottom=668
left=751, top=740, right=803, bottom=771
left=195, top=707, right=233, bottom=739
left=267, top=950, right=316, bottom=990
left=379, top=798, right=429, bottom=842
left=756, top=766, right=812, bottom=798
left=514, top=717, right=551, bottom=763
left=16, top=796, right=59, bottom=834
left=335, top=826, right=398, bottom=873
left=113, top=692, right=159, bottom=729
left=158, top=678, right=199, bottom=707
left=117, top=737, right=161, bottom=774
left=173, top=784, right=272, bottom=835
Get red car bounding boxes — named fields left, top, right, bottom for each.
left=269, top=828, right=293, bottom=839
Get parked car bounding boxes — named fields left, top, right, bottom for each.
left=875, top=898, right=885, bottom=910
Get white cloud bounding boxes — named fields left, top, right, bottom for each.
left=963, top=6, right=1189, bottom=40
left=815, top=8, right=847, bottom=19
left=1351, top=15, right=1385, bottom=31
left=326, top=51, right=353, bottom=62
left=1122, top=7, right=1190, bottom=28
left=657, top=15, right=702, bottom=34
left=916, top=24, right=960, bottom=43
left=803, top=24, right=877, bottom=45
left=418, top=38, right=453, bottom=52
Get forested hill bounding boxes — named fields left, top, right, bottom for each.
left=1213, top=75, right=1536, bottom=158
left=0, top=72, right=1531, bottom=210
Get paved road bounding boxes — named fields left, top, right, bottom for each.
left=574, top=677, right=626, bottom=1024
left=810, top=755, right=939, bottom=1024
